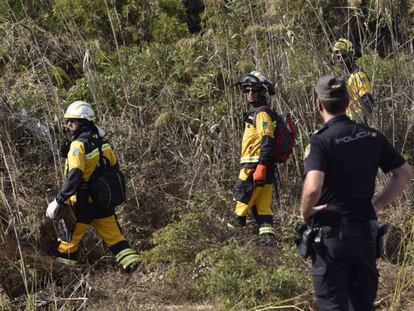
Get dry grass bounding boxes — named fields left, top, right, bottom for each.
left=0, top=0, right=413, bottom=310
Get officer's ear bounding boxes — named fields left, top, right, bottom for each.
left=315, top=98, right=324, bottom=114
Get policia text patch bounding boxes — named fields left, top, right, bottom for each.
left=335, top=130, right=376, bottom=145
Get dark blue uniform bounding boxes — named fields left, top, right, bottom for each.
left=304, top=115, right=405, bottom=310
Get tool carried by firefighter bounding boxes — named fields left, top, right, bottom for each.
left=55, top=204, right=77, bottom=242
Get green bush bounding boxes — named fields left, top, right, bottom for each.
left=142, top=212, right=225, bottom=265
left=192, top=244, right=308, bottom=309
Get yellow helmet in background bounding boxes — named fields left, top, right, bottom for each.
left=64, top=100, right=95, bottom=121
left=332, top=38, right=354, bottom=55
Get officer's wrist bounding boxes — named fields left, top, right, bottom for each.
left=301, top=214, right=311, bottom=226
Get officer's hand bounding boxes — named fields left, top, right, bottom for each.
left=302, top=204, right=328, bottom=225
left=253, top=164, right=267, bottom=187
left=46, top=199, right=60, bottom=219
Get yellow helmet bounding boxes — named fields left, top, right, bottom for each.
left=64, top=100, right=95, bottom=121
left=332, top=38, right=354, bottom=54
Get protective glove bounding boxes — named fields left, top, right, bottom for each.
left=97, top=126, right=106, bottom=137
left=253, top=164, right=267, bottom=187
left=46, top=199, right=60, bottom=219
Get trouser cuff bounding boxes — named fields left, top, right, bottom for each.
left=56, top=250, right=79, bottom=265
left=256, top=215, right=273, bottom=226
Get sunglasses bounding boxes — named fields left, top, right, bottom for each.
left=242, top=86, right=261, bottom=94
left=335, top=52, right=348, bottom=60
left=66, top=118, right=79, bottom=124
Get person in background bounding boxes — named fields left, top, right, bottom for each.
left=228, top=71, right=278, bottom=247
left=332, top=38, right=375, bottom=124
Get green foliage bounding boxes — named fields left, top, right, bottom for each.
left=192, top=244, right=308, bottom=308
left=159, top=0, right=186, bottom=19
left=286, top=47, right=323, bottom=91
left=142, top=212, right=225, bottom=265
left=52, top=0, right=112, bottom=39
left=151, top=13, right=189, bottom=45
left=66, top=77, right=90, bottom=102
left=188, top=71, right=220, bottom=103
left=51, top=0, right=188, bottom=45
left=209, top=99, right=228, bottom=117
left=49, top=64, right=71, bottom=87
left=359, top=52, right=414, bottom=90
left=1, top=0, right=414, bottom=309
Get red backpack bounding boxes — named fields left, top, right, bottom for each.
left=253, top=106, right=298, bottom=163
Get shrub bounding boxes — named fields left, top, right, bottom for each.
left=192, top=244, right=308, bottom=309
left=142, top=212, right=226, bottom=265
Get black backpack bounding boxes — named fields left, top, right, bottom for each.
left=87, top=137, right=126, bottom=210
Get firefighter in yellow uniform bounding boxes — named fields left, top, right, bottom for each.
left=228, top=71, right=277, bottom=246
left=332, top=38, right=375, bottom=124
left=46, top=101, right=140, bottom=272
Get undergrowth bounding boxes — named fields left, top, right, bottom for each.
left=0, top=0, right=413, bottom=310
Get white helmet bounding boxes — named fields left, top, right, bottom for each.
left=64, top=100, right=95, bottom=121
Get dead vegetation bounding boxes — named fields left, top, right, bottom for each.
left=0, top=0, right=413, bottom=310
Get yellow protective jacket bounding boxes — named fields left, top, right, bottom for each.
left=55, top=129, right=117, bottom=206
left=346, top=67, right=373, bottom=120
left=240, top=106, right=276, bottom=168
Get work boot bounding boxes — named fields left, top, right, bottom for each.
left=227, top=214, right=246, bottom=229
left=259, top=233, right=277, bottom=247
left=259, top=225, right=277, bottom=247
left=124, top=261, right=143, bottom=275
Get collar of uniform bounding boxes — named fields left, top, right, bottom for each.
left=247, top=107, right=257, bottom=114
left=326, top=114, right=350, bottom=127
left=75, top=129, right=97, bottom=141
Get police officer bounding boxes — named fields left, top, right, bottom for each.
left=46, top=100, right=140, bottom=272
left=300, top=75, right=412, bottom=310
left=332, top=38, right=375, bottom=124
left=228, top=71, right=278, bottom=246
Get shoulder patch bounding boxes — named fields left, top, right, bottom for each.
left=72, top=147, right=80, bottom=156
left=304, top=144, right=311, bottom=159
left=262, top=121, right=268, bottom=129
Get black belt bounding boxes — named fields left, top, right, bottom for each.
left=320, top=225, right=367, bottom=239
left=317, top=220, right=378, bottom=239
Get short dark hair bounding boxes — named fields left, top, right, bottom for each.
left=318, top=97, right=348, bottom=114
left=315, top=75, right=349, bottom=114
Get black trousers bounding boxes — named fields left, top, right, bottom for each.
left=310, top=226, right=378, bottom=311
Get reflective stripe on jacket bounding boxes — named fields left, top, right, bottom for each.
left=56, top=131, right=118, bottom=205
left=240, top=106, right=276, bottom=167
